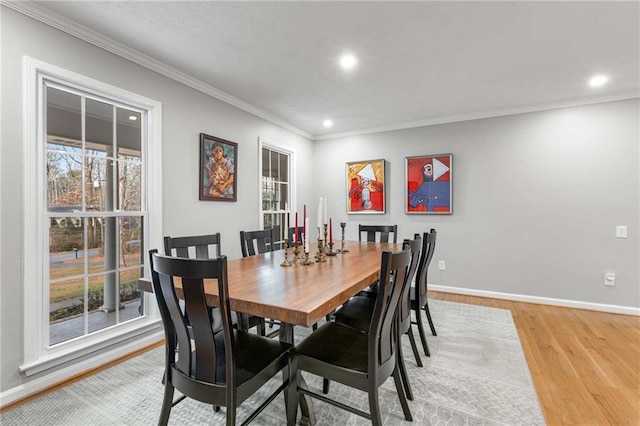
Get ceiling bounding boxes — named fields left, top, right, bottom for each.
left=19, top=1, right=640, bottom=139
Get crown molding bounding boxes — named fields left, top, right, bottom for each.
left=3, top=0, right=313, bottom=140
left=4, top=1, right=638, bottom=142
left=313, top=91, right=640, bottom=141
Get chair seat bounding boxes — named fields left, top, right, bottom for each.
left=210, top=329, right=292, bottom=385
left=333, top=295, right=375, bottom=333
left=292, top=322, right=369, bottom=374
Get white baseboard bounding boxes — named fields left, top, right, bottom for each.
left=430, top=284, right=640, bottom=316
left=0, top=331, right=164, bottom=409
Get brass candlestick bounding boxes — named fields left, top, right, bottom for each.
left=280, top=238, right=292, bottom=267
left=301, top=249, right=314, bottom=266
left=293, top=241, right=301, bottom=265
left=315, top=238, right=327, bottom=262
left=326, top=241, right=337, bottom=256
left=338, top=222, right=349, bottom=253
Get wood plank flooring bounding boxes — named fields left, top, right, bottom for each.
left=430, top=291, right=640, bottom=426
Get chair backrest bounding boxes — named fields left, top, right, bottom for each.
left=414, top=229, right=437, bottom=303
left=359, top=224, right=398, bottom=243
left=149, top=250, right=235, bottom=389
left=239, top=228, right=276, bottom=257
left=163, top=234, right=221, bottom=259
left=398, top=237, right=422, bottom=333
left=369, top=249, right=411, bottom=372
left=287, top=226, right=304, bottom=247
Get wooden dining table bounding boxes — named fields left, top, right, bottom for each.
left=137, top=240, right=401, bottom=425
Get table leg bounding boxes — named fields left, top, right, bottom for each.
left=279, top=323, right=316, bottom=426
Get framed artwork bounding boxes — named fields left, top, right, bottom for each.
left=346, top=159, right=385, bottom=214
left=405, top=153, right=452, bottom=214
left=199, top=133, right=237, bottom=202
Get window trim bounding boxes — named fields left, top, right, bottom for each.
left=258, top=137, right=296, bottom=235
left=20, top=56, right=164, bottom=375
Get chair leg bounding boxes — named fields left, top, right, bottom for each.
left=368, top=386, right=382, bottom=426
left=322, top=378, right=330, bottom=394
left=407, top=326, right=423, bottom=367
left=213, top=405, right=220, bottom=413
left=159, top=380, right=175, bottom=426
left=415, top=306, right=431, bottom=357
left=424, top=302, right=437, bottom=336
left=312, top=323, right=318, bottom=331
left=396, top=335, right=413, bottom=401
left=258, top=319, right=266, bottom=336
left=392, top=367, right=413, bottom=422
left=286, top=357, right=299, bottom=426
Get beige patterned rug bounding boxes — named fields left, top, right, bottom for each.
left=2, top=300, right=545, bottom=425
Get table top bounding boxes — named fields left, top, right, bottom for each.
left=138, top=240, right=400, bottom=327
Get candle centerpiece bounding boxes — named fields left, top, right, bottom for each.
left=280, top=237, right=292, bottom=267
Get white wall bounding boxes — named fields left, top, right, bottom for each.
left=314, top=99, right=639, bottom=310
left=0, top=8, right=313, bottom=395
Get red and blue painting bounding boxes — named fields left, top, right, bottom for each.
left=405, top=154, right=452, bottom=214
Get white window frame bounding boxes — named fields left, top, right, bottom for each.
left=20, top=57, right=164, bottom=375
left=258, top=137, right=296, bottom=240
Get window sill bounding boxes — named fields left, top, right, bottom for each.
left=19, top=318, right=162, bottom=376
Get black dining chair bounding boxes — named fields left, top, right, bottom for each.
left=331, top=236, right=423, bottom=402
left=286, top=249, right=413, bottom=426
left=287, top=226, right=304, bottom=248
left=163, top=234, right=239, bottom=334
left=149, top=250, right=291, bottom=426
left=411, top=229, right=438, bottom=357
left=358, top=224, right=398, bottom=243
left=240, top=228, right=276, bottom=257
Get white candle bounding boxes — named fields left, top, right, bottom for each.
left=323, top=197, right=328, bottom=224
left=304, top=218, right=310, bottom=252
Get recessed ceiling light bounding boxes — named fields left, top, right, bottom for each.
left=340, top=54, right=357, bottom=70
left=323, top=119, right=333, bottom=128
left=589, top=75, right=609, bottom=87
left=128, top=115, right=138, bottom=121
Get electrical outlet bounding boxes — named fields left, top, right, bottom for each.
left=438, top=260, right=446, bottom=271
left=604, top=272, right=616, bottom=286
left=616, top=226, right=627, bottom=239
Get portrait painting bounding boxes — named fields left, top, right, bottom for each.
left=199, top=133, right=238, bottom=202
left=346, top=159, right=385, bottom=214
left=405, top=154, right=452, bottom=214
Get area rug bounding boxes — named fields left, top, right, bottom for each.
left=1, top=300, right=545, bottom=425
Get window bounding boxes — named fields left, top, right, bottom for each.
left=259, top=140, right=293, bottom=247
left=21, top=58, right=163, bottom=374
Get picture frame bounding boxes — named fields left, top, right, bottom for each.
left=199, top=133, right=238, bottom=202
left=346, top=159, right=386, bottom=214
left=405, top=153, right=452, bottom=214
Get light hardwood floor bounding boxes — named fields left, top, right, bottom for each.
left=3, top=292, right=639, bottom=425
left=430, top=291, right=640, bottom=425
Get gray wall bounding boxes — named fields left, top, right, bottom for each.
left=315, top=99, right=639, bottom=308
left=1, top=8, right=313, bottom=394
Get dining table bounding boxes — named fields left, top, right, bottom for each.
left=137, top=240, right=401, bottom=425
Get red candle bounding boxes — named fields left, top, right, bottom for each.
left=329, top=218, right=333, bottom=244
left=294, top=212, right=298, bottom=244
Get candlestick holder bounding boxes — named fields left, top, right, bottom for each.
left=338, top=222, right=349, bottom=253
left=315, top=238, right=327, bottom=262
left=301, top=250, right=314, bottom=266
left=280, top=238, right=292, bottom=267
left=293, top=241, right=301, bottom=265
left=326, top=241, right=337, bottom=256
